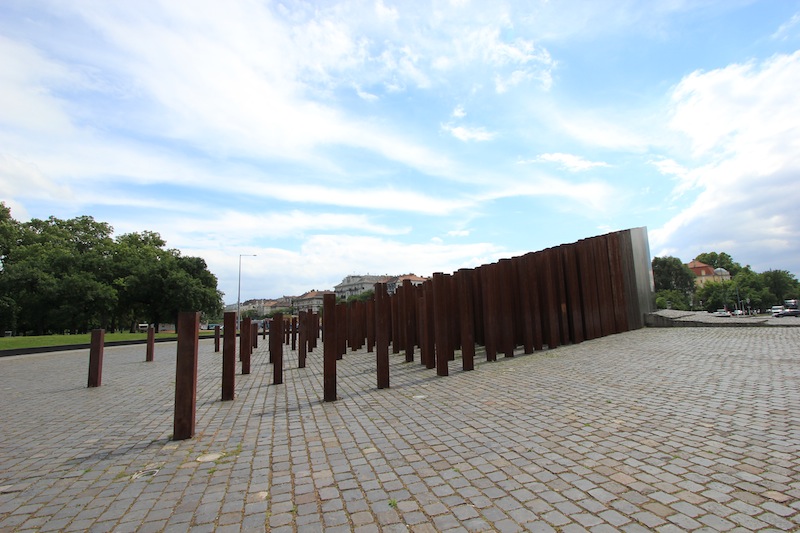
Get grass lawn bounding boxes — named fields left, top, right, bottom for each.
left=0, top=331, right=217, bottom=351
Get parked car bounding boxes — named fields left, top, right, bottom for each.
left=732, top=309, right=744, bottom=316
left=713, top=309, right=731, bottom=317
left=771, top=305, right=786, bottom=317
left=775, top=308, right=800, bottom=318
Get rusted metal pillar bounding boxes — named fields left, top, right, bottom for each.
left=291, top=316, right=298, bottom=351
left=323, top=294, right=337, bottom=402
left=498, top=259, right=515, bottom=358
left=402, top=279, right=415, bottom=362
left=310, top=312, right=319, bottom=351
left=595, top=235, right=617, bottom=337
left=271, top=313, right=283, bottom=385
left=457, top=269, right=475, bottom=371
left=366, top=299, right=375, bottom=352
left=606, top=232, right=629, bottom=333
left=336, top=303, right=346, bottom=359
left=222, top=311, right=236, bottom=401
left=447, top=274, right=459, bottom=360
left=561, top=245, right=585, bottom=344
left=481, top=265, right=498, bottom=361
left=252, top=322, right=258, bottom=350
left=551, top=247, right=570, bottom=346
left=173, top=312, right=199, bottom=441
left=375, top=283, right=390, bottom=389
left=390, top=292, right=400, bottom=354
left=419, top=291, right=429, bottom=367
left=298, top=311, right=307, bottom=368
left=516, top=255, right=535, bottom=354
left=214, top=324, right=221, bottom=353
left=576, top=239, right=601, bottom=340
left=87, top=329, right=105, bottom=388
left=538, top=250, right=560, bottom=350
left=522, top=252, right=544, bottom=351
left=432, top=273, right=449, bottom=376
left=423, top=282, right=436, bottom=369
left=146, top=325, right=155, bottom=362
left=240, top=317, right=251, bottom=375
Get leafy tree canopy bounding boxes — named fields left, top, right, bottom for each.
left=652, top=256, right=695, bottom=294
left=0, top=204, right=223, bottom=335
left=694, top=251, right=742, bottom=276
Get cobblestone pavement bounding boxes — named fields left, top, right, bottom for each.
left=1, top=326, right=800, bottom=532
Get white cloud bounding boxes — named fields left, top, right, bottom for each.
left=653, top=51, right=800, bottom=273
left=771, top=12, right=800, bottom=41
left=452, top=105, right=466, bottom=118
left=442, top=123, right=497, bottom=142
left=525, top=152, right=611, bottom=172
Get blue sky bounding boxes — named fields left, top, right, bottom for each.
left=2, top=1, right=800, bottom=304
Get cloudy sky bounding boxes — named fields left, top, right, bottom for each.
left=2, top=0, right=800, bottom=303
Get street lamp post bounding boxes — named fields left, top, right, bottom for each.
left=237, top=254, right=256, bottom=332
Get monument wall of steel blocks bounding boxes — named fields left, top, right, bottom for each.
left=315, top=227, right=654, bottom=382
left=259, top=227, right=655, bottom=397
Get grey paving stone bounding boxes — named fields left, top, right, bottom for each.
left=1, top=328, right=799, bottom=532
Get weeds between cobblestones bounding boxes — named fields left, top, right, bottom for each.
left=1, top=326, right=799, bottom=531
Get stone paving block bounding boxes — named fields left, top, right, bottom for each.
left=2, top=328, right=800, bottom=531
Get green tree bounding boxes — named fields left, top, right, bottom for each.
left=652, top=256, right=696, bottom=293
left=761, top=270, right=799, bottom=305
left=695, top=252, right=742, bottom=276
left=730, top=267, right=772, bottom=312
left=652, top=256, right=696, bottom=310
left=0, top=210, right=223, bottom=335
left=654, top=289, right=692, bottom=310
left=695, top=281, right=735, bottom=312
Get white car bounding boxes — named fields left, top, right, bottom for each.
left=771, top=305, right=785, bottom=317
left=713, top=309, right=731, bottom=317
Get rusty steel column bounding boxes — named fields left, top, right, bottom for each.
left=271, top=313, right=283, bottom=385
left=550, top=247, right=570, bottom=346
left=537, top=249, right=560, bottom=350
left=432, top=273, right=449, bottom=376
left=498, top=259, right=515, bottom=358
left=419, top=291, right=429, bottom=367
left=146, top=325, right=155, bottom=362
left=576, top=238, right=601, bottom=340
left=252, top=322, right=258, bottom=350
left=607, top=231, right=630, bottom=333
left=423, top=282, right=436, bottom=369
left=336, top=303, right=346, bottom=359
left=402, top=279, right=415, bottom=362
left=457, top=269, right=475, bottom=371
left=173, top=312, right=199, bottom=441
left=291, top=316, right=298, bottom=351
left=310, top=312, right=319, bottom=351
left=87, top=329, right=105, bottom=388
left=515, top=255, right=534, bottom=354
left=595, top=235, right=616, bottom=337
left=375, top=283, right=390, bottom=389
left=561, top=245, right=585, bottom=345
left=240, top=317, right=251, bottom=375
left=480, top=264, right=498, bottom=361
left=323, top=294, right=337, bottom=402
left=298, top=311, right=307, bottom=368
left=222, top=311, right=236, bottom=401
left=447, top=274, right=459, bottom=360
left=366, top=299, right=375, bottom=352
left=214, top=324, right=221, bottom=352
